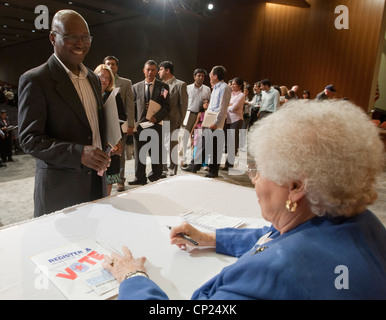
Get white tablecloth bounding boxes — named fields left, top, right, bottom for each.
left=0, top=174, right=268, bottom=300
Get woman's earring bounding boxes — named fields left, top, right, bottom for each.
left=286, top=200, right=297, bottom=212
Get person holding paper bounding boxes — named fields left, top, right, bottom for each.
left=180, top=69, right=211, bottom=168
left=158, top=61, right=188, bottom=176
left=129, top=60, right=170, bottom=185
left=182, top=65, right=231, bottom=178
left=103, top=55, right=135, bottom=192
left=190, top=99, right=209, bottom=169
left=94, top=64, right=126, bottom=195
left=18, top=10, right=111, bottom=217
left=104, top=99, right=386, bottom=300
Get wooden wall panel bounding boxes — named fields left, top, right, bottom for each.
left=259, top=0, right=385, bottom=109
left=197, top=0, right=386, bottom=110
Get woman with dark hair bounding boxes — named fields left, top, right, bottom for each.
left=302, top=90, right=311, bottom=100
left=223, top=77, right=245, bottom=169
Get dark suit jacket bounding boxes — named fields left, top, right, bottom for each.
left=18, top=54, right=106, bottom=217
left=0, top=117, right=12, bottom=138
left=132, top=79, right=170, bottom=127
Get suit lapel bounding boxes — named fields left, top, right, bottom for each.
left=47, top=55, right=91, bottom=130
left=136, top=82, right=145, bottom=121
left=152, top=80, right=161, bottom=100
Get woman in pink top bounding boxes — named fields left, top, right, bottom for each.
left=223, top=77, right=245, bottom=169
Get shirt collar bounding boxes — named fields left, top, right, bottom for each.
left=165, top=76, right=175, bottom=85
left=213, top=80, right=224, bottom=90
left=144, top=78, right=155, bottom=86
left=54, top=54, right=88, bottom=79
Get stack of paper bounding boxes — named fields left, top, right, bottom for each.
left=180, top=209, right=245, bottom=231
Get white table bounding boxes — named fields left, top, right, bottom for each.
left=0, top=175, right=267, bottom=300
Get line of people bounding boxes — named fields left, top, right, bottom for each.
left=15, top=8, right=341, bottom=218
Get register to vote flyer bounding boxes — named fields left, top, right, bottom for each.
left=31, top=239, right=119, bottom=300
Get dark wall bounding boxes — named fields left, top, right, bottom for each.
left=0, top=10, right=200, bottom=86
left=1, top=0, right=385, bottom=112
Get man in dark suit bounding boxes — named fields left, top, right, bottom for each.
left=18, top=10, right=111, bottom=217
left=129, top=60, right=170, bottom=185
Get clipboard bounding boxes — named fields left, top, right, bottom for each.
left=146, top=99, right=161, bottom=120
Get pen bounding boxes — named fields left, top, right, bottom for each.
left=166, top=225, right=198, bottom=246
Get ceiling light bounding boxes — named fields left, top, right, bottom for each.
left=207, top=3, right=214, bottom=10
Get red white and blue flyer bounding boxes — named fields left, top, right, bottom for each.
left=31, top=239, right=119, bottom=300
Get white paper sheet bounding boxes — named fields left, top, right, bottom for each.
left=104, top=88, right=122, bottom=147
left=202, top=110, right=218, bottom=128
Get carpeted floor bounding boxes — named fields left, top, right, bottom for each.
left=0, top=152, right=385, bottom=228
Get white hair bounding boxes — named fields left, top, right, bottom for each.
left=248, top=99, right=384, bottom=217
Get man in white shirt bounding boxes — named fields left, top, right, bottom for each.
left=18, top=10, right=111, bottom=217
left=183, top=66, right=231, bottom=178
left=180, top=69, right=211, bottom=168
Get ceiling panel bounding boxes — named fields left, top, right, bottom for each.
left=0, top=0, right=310, bottom=48
left=0, top=0, right=166, bottom=48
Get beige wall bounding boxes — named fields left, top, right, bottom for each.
left=375, top=30, right=386, bottom=111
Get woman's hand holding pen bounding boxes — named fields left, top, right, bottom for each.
left=169, top=222, right=216, bottom=250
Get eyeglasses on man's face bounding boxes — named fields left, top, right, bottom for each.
left=51, top=31, right=93, bottom=45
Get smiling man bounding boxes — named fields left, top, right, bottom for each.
left=18, top=10, right=110, bottom=217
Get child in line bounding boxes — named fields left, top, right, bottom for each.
left=190, top=99, right=209, bottom=170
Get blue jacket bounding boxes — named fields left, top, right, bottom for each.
left=118, top=210, right=386, bottom=300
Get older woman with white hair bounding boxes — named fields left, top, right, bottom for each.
left=103, top=100, right=386, bottom=299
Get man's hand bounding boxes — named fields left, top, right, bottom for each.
left=81, top=145, right=111, bottom=172
left=126, top=126, right=134, bottom=135
left=149, top=116, right=157, bottom=124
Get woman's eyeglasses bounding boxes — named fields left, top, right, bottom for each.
left=98, top=75, right=111, bottom=81
left=247, top=167, right=259, bottom=180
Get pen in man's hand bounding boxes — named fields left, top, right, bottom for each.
left=167, top=225, right=198, bottom=246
